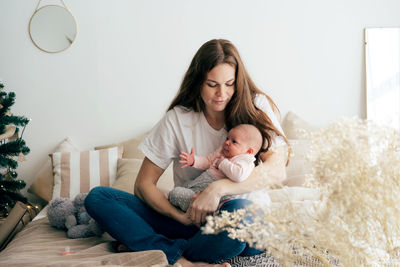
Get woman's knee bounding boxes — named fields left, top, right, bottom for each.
left=84, top=186, right=110, bottom=211
left=219, top=198, right=252, bottom=212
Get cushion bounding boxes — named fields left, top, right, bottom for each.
left=281, top=111, right=318, bottom=139
left=28, top=137, right=79, bottom=201
left=51, top=146, right=123, bottom=199
left=281, top=112, right=318, bottom=186
left=95, top=134, right=147, bottom=159
left=268, top=186, right=320, bottom=203
left=112, top=158, right=174, bottom=194
left=283, top=139, right=313, bottom=187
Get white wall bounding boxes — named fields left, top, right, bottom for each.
left=1, top=0, right=400, bottom=195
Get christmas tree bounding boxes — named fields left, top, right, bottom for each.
left=0, top=81, right=30, bottom=218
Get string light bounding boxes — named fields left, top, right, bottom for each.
left=0, top=84, right=31, bottom=219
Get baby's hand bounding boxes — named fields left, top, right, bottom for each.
left=179, top=148, right=195, bottom=168
left=215, top=156, right=225, bottom=168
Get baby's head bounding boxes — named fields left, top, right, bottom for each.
left=222, top=124, right=263, bottom=158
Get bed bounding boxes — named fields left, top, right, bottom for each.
left=0, top=112, right=317, bottom=266
left=0, top=187, right=321, bottom=267
left=0, top=214, right=169, bottom=266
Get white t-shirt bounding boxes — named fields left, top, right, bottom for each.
left=138, top=94, right=286, bottom=189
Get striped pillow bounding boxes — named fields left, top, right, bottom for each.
left=51, top=146, right=123, bottom=199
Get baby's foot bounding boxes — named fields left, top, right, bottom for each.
left=112, top=241, right=131, bottom=253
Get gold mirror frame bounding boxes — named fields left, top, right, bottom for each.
left=29, top=1, right=77, bottom=53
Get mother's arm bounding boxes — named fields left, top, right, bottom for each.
left=134, top=157, right=192, bottom=225
left=188, top=146, right=286, bottom=224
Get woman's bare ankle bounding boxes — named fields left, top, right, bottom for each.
left=176, top=257, right=231, bottom=267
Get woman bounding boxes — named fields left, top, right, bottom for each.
left=85, top=39, right=288, bottom=267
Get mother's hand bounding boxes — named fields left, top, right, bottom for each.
left=188, top=184, right=222, bottom=226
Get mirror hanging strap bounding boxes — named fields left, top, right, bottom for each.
left=34, top=0, right=68, bottom=11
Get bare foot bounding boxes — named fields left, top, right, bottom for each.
left=112, top=241, right=131, bottom=253
left=176, top=257, right=231, bottom=267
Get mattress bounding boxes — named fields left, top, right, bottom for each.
left=0, top=187, right=323, bottom=267
left=0, top=216, right=168, bottom=267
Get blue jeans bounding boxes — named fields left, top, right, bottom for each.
left=85, top=186, right=261, bottom=265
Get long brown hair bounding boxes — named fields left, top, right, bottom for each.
left=168, top=39, right=288, bottom=162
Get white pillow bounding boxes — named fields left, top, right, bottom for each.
left=281, top=111, right=318, bottom=139
left=268, top=186, right=321, bottom=203
left=281, top=112, right=318, bottom=186
left=51, top=146, right=122, bottom=199
left=284, top=139, right=313, bottom=187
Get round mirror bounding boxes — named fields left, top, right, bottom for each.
left=29, top=5, right=77, bottom=53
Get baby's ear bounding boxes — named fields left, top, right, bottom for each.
left=247, top=148, right=254, bottom=154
